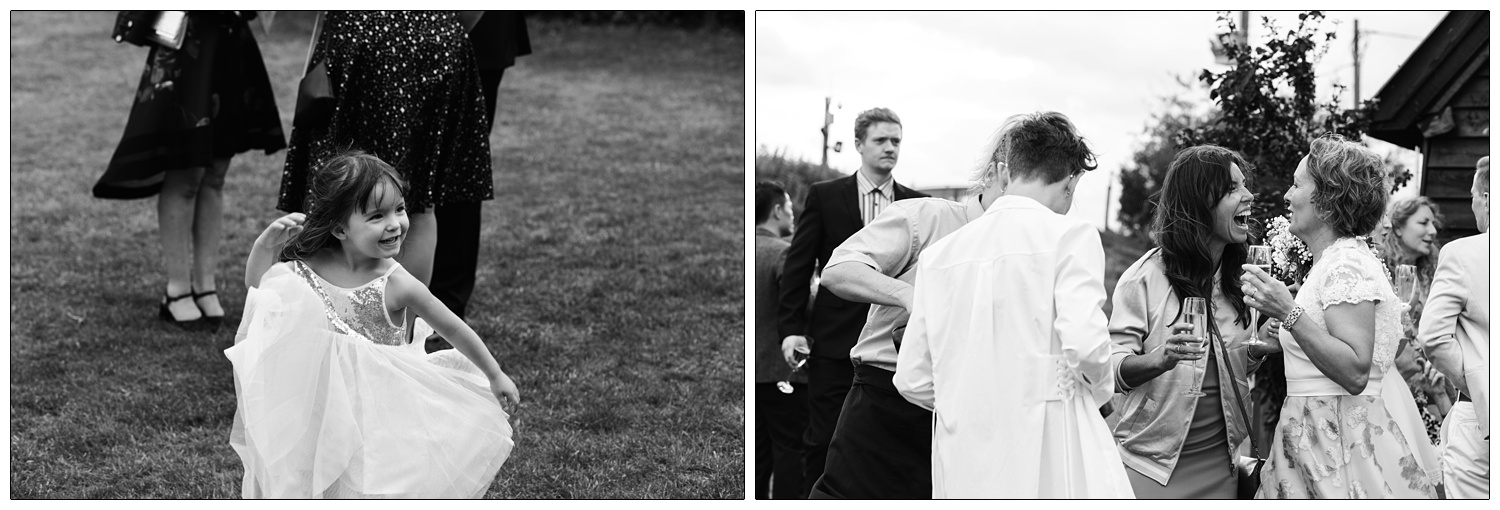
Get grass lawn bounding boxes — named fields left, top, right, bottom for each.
left=10, top=12, right=744, bottom=499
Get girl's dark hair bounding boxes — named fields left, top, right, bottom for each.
left=1151, top=145, right=1251, bottom=329
left=281, top=151, right=407, bottom=262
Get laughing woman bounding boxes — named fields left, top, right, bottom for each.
left=1107, top=145, right=1278, bottom=498
left=1239, top=135, right=1438, bottom=498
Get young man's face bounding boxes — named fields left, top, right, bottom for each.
left=856, top=122, right=902, bottom=174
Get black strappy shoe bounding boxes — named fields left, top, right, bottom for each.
left=159, top=291, right=203, bottom=330
left=193, top=289, right=224, bottom=331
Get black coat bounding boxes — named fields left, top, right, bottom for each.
left=777, top=173, right=927, bottom=359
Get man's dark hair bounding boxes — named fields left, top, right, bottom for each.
left=755, top=180, right=789, bottom=225
left=986, top=111, right=1097, bottom=184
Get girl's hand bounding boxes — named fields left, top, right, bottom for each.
left=1156, top=322, right=1204, bottom=370
left=256, top=213, right=306, bottom=251
left=1240, top=264, right=1296, bottom=320
left=489, top=371, right=520, bottom=406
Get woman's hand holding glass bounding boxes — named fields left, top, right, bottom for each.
left=1240, top=264, right=1296, bottom=322
left=1155, top=322, right=1204, bottom=370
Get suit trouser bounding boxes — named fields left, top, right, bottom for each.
left=802, top=356, right=854, bottom=498
left=1439, top=401, right=1489, bottom=498
left=428, top=68, right=507, bottom=353
left=809, top=364, right=933, bottom=499
left=756, top=382, right=808, bottom=499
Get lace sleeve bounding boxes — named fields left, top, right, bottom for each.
left=1314, top=250, right=1385, bottom=310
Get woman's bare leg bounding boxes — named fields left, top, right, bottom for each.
left=398, top=209, right=437, bottom=342
left=158, top=167, right=207, bottom=321
left=191, top=157, right=231, bottom=318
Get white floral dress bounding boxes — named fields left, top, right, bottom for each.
left=1258, top=238, right=1439, bottom=499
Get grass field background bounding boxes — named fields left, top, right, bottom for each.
left=9, top=12, right=745, bottom=498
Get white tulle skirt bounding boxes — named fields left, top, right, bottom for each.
left=226, top=264, right=513, bottom=498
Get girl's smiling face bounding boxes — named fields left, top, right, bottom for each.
left=338, top=178, right=408, bottom=259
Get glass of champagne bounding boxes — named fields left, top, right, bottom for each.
left=1182, top=297, right=1209, bottom=397
left=777, top=346, right=809, bottom=394
left=1395, top=264, right=1417, bottom=327
left=1244, top=245, right=1273, bottom=346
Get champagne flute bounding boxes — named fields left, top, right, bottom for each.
left=1182, top=297, right=1209, bottom=397
left=777, top=347, right=809, bottom=394
left=1395, top=264, right=1417, bottom=327
left=1244, top=245, right=1273, bottom=346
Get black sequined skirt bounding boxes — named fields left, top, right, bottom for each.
left=96, top=12, right=286, bottom=200
left=278, top=11, right=493, bottom=213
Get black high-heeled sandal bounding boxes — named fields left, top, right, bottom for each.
left=193, top=289, right=224, bottom=330
left=159, top=291, right=203, bottom=329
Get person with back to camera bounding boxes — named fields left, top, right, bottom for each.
left=1239, top=134, right=1439, bottom=498
left=227, top=151, right=518, bottom=498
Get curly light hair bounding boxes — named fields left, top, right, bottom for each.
left=1305, top=134, right=1388, bottom=238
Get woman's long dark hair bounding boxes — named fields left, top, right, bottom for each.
left=1151, top=145, right=1251, bottom=329
left=280, top=151, right=407, bottom=262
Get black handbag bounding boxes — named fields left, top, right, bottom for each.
left=1216, top=326, right=1266, bottom=499
left=293, top=13, right=334, bottom=130
left=294, top=61, right=335, bottom=129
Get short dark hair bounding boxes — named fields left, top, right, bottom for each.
left=282, top=151, right=407, bottom=261
left=755, top=180, right=788, bottom=225
left=854, top=108, right=901, bottom=142
left=985, top=111, right=1096, bottom=184
left=1306, top=134, right=1387, bottom=238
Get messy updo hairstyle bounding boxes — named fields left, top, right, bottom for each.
left=281, top=151, right=407, bottom=262
left=1305, top=134, right=1388, bottom=238
left=976, top=111, right=1096, bottom=189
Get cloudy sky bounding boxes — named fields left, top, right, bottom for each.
left=755, top=10, right=1451, bottom=230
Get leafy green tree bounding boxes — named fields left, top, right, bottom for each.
left=1176, top=11, right=1380, bottom=237
left=1116, top=80, right=1216, bottom=239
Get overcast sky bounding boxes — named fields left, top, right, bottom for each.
left=755, top=10, right=1451, bottom=230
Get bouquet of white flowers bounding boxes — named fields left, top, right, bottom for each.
left=1265, top=215, right=1311, bottom=284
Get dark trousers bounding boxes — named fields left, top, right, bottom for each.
left=756, top=382, right=808, bottom=499
left=802, top=356, right=854, bottom=498
left=808, top=365, right=933, bottom=499
left=427, top=69, right=506, bottom=353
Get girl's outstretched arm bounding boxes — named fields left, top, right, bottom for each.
left=246, top=213, right=305, bottom=288
left=388, top=269, right=520, bottom=405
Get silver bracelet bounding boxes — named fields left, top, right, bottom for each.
left=1282, top=306, right=1305, bottom=329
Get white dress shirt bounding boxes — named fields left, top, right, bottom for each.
left=895, top=195, right=1133, bottom=498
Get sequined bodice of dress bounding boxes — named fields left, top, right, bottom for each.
left=293, top=261, right=407, bottom=346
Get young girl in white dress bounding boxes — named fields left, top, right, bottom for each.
left=226, top=151, right=519, bottom=498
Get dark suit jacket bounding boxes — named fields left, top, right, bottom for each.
left=777, top=173, right=927, bottom=360
left=469, top=11, right=531, bottom=71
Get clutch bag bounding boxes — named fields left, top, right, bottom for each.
left=111, top=11, right=186, bottom=50
left=294, top=61, right=335, bottom=129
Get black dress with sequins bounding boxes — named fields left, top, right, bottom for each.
left=96, top=11, right=286, bottom=199
left=278, top=11, right=493, bottom=214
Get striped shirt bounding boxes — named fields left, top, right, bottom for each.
left=855, top=170, right=893, bottom=226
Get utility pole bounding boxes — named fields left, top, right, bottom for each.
left=820, top=97, right=832, bottom=168
left=1103, top=171, right=1113, bottom=233
left=1352, top=18, right=1361, bottom=107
